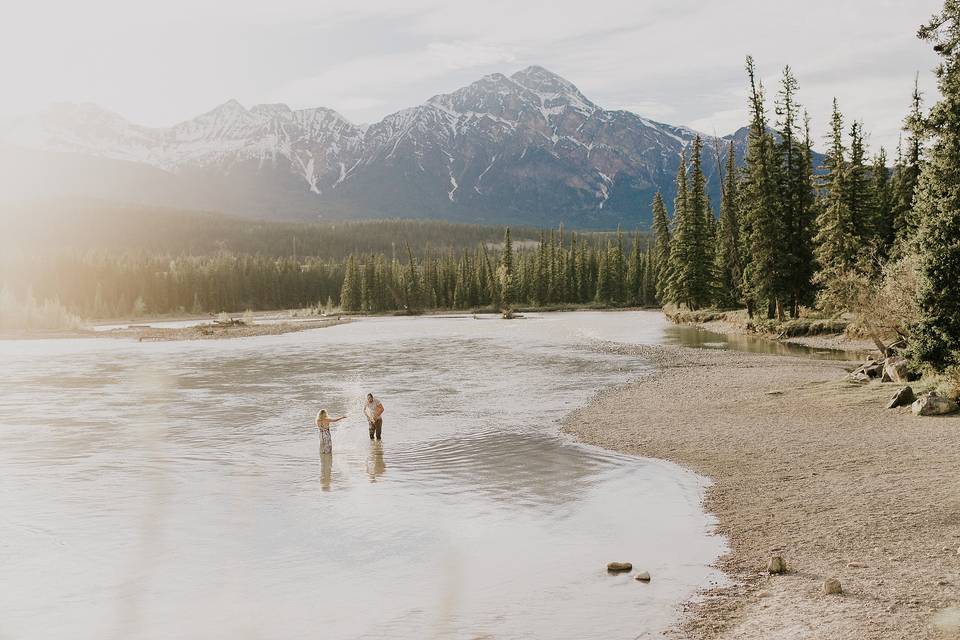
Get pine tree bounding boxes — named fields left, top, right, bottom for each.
left=739, top=56, right=784, bottom=318
left=340, top=254, right=362, bottom=312
left=775, top=67, right=817, bottom=316
left=663, top=152, right=689, bottom=306
left=683, top=135, right=713, bottom=308
left=714, top=141, right=742, bottom=307
left=872, top=147, right=896, bottom=257
left=909, top=3, right=960, bottom=369
left=651, top=192, right=671, bottom=304
left=814, top=100, right=860, bottom=281
left=498, top=228, right=515, bottom=310
left=626, top=231, right=644, bottom=305
left=611, top=227, right=627, bottom=304
left=846, top=121, right=878, bottom=248
left=403, top=244, right=422, bottom=313
left=892, top=76, right=926, bottom=247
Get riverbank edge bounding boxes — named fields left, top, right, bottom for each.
left=561, top=341, right=960, bottom=639
left=665, top=307, right=880, bottom=354
left=0, top=317, right=350, bottom=341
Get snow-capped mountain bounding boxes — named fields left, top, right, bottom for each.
left=1, top=66, right=749, bottom=227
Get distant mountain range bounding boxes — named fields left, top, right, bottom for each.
left=0, top=66, right=787, bottom=228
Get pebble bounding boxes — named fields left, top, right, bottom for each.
left=824, top=578, right=843, bottom=595
left=768, top=555, right=787, bottom=574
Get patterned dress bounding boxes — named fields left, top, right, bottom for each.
left=318, top=421, right=333, bottom=454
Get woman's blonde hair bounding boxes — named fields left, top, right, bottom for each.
left=317, top=409, right=328, bottom=420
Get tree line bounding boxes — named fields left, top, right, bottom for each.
left=338, top=227, right=657, bottom=313
left=653, top=59, right=921, bottom=320
left=1, top=227, right=658, bottom=319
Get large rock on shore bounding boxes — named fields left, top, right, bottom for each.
left=823, top=578, right=843, bottom=595
left=887, top=386, right=915, bottom=409
left=884, top=358, right=910, bottom=384
left=911, top=392, right=959, bottom=416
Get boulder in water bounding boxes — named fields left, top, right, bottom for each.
left=607, top=562, right=632, bottom=573
left=634, top=571, right=651, bottom=582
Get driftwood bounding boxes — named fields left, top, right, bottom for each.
left=212, top=318, right=246, bottom=327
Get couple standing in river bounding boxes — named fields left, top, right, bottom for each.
left=316, top=393, right=385, bottom=454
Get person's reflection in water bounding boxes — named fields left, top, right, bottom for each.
left=320, top=453, right=333, bottom=491
left=366, top=442, right=386, bottom=482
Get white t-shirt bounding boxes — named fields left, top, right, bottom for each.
left=364, top=398, right=383, bottom=422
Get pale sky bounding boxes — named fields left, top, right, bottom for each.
left=1, top=0, right=943, bottom=152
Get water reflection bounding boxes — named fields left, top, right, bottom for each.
left=366, top=442, right=386, bottom=482
left=320, top=453, right=333, bottom=491
left=663, top=323, right=864, bottom=360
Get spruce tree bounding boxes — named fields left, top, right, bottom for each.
left=892, top=76, right=926, bottom=247
left=498, top=228, right=515, bottom=310
left=814, top=100, right=860, bottom=280
left=872, top=147, right=896, bottom=257
left=340, top=254, right=362, bottom=312
left=626, top=231, right=644, bottom=305
left=684, top=135, right=713, bottom=308
left=663, top=152, right=690, bottom=306
left=909, top=2, right=960, bottom=369
left=739, top=56, right=784, bottom=318
left=651, top=192, right=671, bottom=304
left=775, top=67, right=817, bottom=316
left=714, top=141, right=742, bottom=307
left=846, top=121, right=878, bottom=248
left=611, top=227, right=627, bottom=304
left=403, top=244, right=422, bottom=313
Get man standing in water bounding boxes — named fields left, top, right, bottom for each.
left=364, top=393, right=385, bottom=440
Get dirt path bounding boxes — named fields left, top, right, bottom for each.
left=564, top=344, right=960, bottom=639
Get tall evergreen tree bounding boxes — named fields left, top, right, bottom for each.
left=403, top=244, right=422, bottom=313
left=909, top=2, right=960, bottom=369
left=664, top=151, right=690, bottom=306
left=846, top=121, right=879, bottom=248
left=775, top=67, right=817, bottom=316
left=498, top=228, right=515, bottom=310
left=340, top=254, right=362, bottom=312
left=739, top=56, right=784, bottom=318
left=873, top=147, right=896, bottom=257
left=714, top=141, right=742, bottom=307
left=814, top=99, right=859, bottom=281
left=626, top=231, right=644, bottom=305
left=892, top=76, right=926, bottom=247
left=651, top=192, right=671, bottom=304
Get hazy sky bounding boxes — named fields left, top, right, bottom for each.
left=1, top=0, right=943, bottom=151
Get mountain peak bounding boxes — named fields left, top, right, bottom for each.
left=211, top=98, right=246, bottom=114
left=510, top=65, right=595, bottom=114
left=250, top=103, right=293, bottom=117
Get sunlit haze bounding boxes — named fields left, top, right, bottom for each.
left=1, top=0, right=943, bottom=150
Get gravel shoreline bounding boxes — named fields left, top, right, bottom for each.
left=563, top=343, right=960, bottom=639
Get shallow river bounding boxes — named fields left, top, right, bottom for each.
left=1, top=311, right=761, bottom=639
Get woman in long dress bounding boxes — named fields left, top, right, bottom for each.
left=316, top=409, right=347, bottom=454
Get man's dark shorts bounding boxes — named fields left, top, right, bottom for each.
left=368, top=418, right=383, bottom=440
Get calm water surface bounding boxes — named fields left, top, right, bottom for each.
left=2, top=311, right=733, bottom=640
